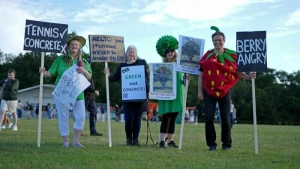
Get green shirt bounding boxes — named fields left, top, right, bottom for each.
left=48, top=55, right=92, bottom=100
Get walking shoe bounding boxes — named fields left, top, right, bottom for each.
left=132, top=139, right=140, bottom=146
left=12, top=125, right=18, bottom=131
left=222, top=146, right=231, bottom=150
left=126, top=139, right=132, bottom=146
left=7, top=122, right=13, bottom=129
left=159, top=141, right=165, bottom=148
left=73, top=143, right=84, bottom=148
left=1, top=125, right=5, bottom=129
left=208, top=145, right=217, bottom=151
left=167, top=141, right=178, bottom=148
left=62, top=142, right=69, bottom=148
left=90, top=132, right=103, bottom=136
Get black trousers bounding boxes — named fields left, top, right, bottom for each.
left=85, top=99, right=98, bottom=134
left=125, top=112, right=143, bottom=140
left=160, top=112, right=178, bottom=134
left=203, top=89, right=232, bottom=148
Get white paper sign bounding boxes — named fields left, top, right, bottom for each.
left=177, top=35, right=205, bottom=75
left=149, top=63, right=177, bottom=100
left=121, top=65, right=147, bottom=101
left=52, top=64, right=91, bottom=110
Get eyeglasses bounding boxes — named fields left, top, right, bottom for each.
left=166, top=50, right=175, bottom=53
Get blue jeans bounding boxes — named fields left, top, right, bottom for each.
left=17, top=109, right=22, bottom=119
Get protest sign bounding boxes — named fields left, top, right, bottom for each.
left=177, top=35, right=205, bottom=75
left=24, top=20, right=68, bottom=53
left=89, top=35, right=126, bottom=63
left=121, top=65, right=147, bottom=102
left=149, top=63, right=177, bottom=100
left=236, top=31, right=267, bottom=72
left=52, top=65, right=91, bottom=110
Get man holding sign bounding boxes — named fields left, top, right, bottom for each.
left=105, top=45, right=148, bottom=146
left=197, top=26, right=256, bottom=151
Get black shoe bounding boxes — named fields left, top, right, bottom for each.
left=126, top=139, right=132, bottom=146
left=222, top=146, right=231, bottom=150
left=90, top=132, right=103, bottom=136
left=167, top=141, right=178, bottom=148
left=208, top=145, right=217, bottom=151
left=132, top=139, right=140, bottom=146
left=159, top=141, right=165, bottom=148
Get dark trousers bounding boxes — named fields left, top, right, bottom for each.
left=203, top=89, right=232, bottom=148
left=125, top=112, right=143, bottom=140
left=17, top=109, right=22, bottom=119
left=160, top=112, right=178, bottom=134
left=85, top=99, right=98, bottom=134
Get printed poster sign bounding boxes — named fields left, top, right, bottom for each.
left=149, top=63, right=177, bottom=100
left=177, top=35, right=205, bottom=75
left=52, top=65, right=91, bottom=110
left=24, top=20, right=68, bottom=53
left=121, top=65, right=147, bottom=101
left=89, top=35, right=126, bottom=63
left=236, top=31, right=267, bottom=72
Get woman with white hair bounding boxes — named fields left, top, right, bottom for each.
left=105, top=45, right=149, bottom=146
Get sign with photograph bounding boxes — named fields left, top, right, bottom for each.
left=149, top=63, right=177, bottom=100
left=177, top=35, right=205, bottom=75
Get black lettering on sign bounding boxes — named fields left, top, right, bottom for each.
left=23, top=20, right=68, bottom=53
left=236, top=31, right=267, bottom=72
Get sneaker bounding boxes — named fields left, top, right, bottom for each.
left=7, top=122, right=13, bottom=129
left=167, top=141, right=178, bottom=148
left=222, top=146, right=231, bottom=150
left=12, top=125, right=18, bottom=131
left=159, top=141, right=165, bottom=148
left=90, top=132, right=103, bottom=136
left=1, top=125, right=5, bottom=129
left=132, top=139, right=140, bottom=146
left=73, top=143, right=84, bottom=148
left=208, top=145, right=217, bottom=151
left=126, top=139, right=132, bottom=146
left=62, top=142, right=69, bottom=148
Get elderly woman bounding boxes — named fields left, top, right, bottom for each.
left=105, top=45, right=148, bottom=146
left=40, top=35, right=92, bottom=148
left=198, top=26, right=256, bottom=151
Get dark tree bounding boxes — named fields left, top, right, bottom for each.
left=154, top=66, right=172, bottom=89
left=181, top=41, right=200, bottom=61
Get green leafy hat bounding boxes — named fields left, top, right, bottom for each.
left=156, top=35, right=178, bottom=57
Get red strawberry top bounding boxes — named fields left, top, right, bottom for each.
left=198, top=48, right=239, bottom=98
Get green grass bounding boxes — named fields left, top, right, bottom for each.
left=0, top=119, right=299, bottom=169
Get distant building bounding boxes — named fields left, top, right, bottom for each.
left=18, top=84, right=55, bottom=106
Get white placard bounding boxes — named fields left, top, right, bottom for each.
left=52, top=64, right=91, bottom=110
left=149, top=63, right=177, bottom=100
left=177, top=35, right=205, bottom=75
left=121, top=65, right=147, bottom=101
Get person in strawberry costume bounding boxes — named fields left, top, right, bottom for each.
left=198, top=26, right=256, bottom=151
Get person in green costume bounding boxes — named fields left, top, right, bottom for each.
left=155, top=35, right=189, bottom=148
left=39, top=35, right=92, bottom=148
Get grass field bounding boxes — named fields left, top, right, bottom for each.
left=0, top=119, right=299, bottom=169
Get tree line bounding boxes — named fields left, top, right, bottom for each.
left=0, top=49, right=299, bottom=125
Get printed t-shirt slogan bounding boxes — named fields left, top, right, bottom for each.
left=23, top=20, right=68, bottom=53
left=236, top=31, right=267, bottom=72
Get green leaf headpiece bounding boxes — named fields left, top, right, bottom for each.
left=156, top=35, right=178, bottom=57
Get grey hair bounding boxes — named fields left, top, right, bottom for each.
left=126, top=45, right=138, bottom=59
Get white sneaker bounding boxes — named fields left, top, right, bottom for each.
left=12, top=125, right=18, bottom=131
left=7, top=122, right=13, bottom=129
left=1, top=125, right=5, bottom=129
